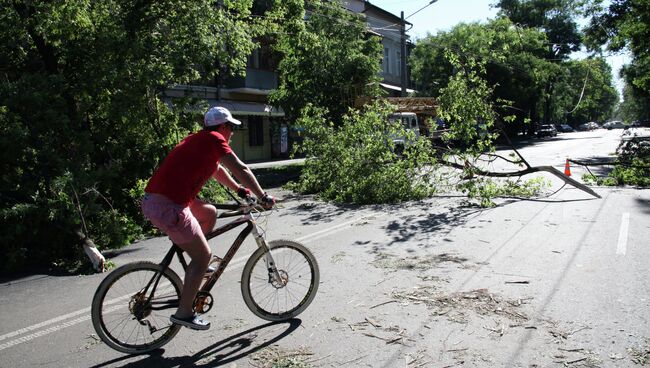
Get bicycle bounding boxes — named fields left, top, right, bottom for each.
left=90, top=197, right=320, bottom=354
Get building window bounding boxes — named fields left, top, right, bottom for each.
left=383, top=47, right=390, bottom=74
left=396, top=51, right=401, bottom=77
left=249, top=116, right=264, bottom=146
left=246, top=42, right=277, bottom=71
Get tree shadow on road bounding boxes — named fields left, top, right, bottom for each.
left=89, top=319, right=302, bottom=368
left=637, top=197, right=650, bottom=214
left=571, top=154, right=618, bottom=177
left=279, top=198, right=389, bottom=226
left=358, top=198, right=486, bottom=255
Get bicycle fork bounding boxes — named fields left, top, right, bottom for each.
left=251, top=224, right=286, bottom=287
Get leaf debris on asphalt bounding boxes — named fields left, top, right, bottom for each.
left=391, top=287, right=529, bottom=323
left=249, top=345, right=314, bottom=368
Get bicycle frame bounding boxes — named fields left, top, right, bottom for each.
left=142, top=202, right=282, bottom=311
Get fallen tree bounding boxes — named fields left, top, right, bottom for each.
left=437, top=140, right=601, bottom=199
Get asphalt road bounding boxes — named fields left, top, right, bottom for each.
left=1, top=129, right=648, bottom=368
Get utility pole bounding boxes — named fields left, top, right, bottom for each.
left=400, top=11, right=407, bottom=97
left=400, top=0, right=438, bottom=97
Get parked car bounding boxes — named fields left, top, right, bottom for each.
left=603, top=120, right=626, bottom=130
left=556, top=124, right=575, bottom=132
left=537, top=124, right=557, bottom=138
left=630, top=120, right=650, bottom=127
left=578, top=121, right=599, bottom=131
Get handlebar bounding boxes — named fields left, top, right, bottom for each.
left=212, top=186, right=275, bottom=218
left=214, top=198, right=271, bottom=219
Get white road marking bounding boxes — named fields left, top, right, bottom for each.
left=616, top=212, right=630, bottom=255
left=0, top=307, right=90, bottom=342
left=0, top=304, right=120, bottom=352
left=297, top=215, right=370, bottom=244
left=0, top=215, right=368, bottom=350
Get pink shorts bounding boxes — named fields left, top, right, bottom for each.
left=141, top=193, right=202, bottom=245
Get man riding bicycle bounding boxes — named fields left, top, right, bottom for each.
left=141, top=106, right=275, bottom=330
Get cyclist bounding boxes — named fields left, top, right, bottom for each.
left=141, top=106, right=275, bottom=330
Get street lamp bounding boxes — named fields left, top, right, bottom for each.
left=400, top=0, right=439, bottom=96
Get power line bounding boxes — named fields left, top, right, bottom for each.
left=405, top=0, right=438, bottom=20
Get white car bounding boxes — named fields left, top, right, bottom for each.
left=388, top=112, right=421, bottom=154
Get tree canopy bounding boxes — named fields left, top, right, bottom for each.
left=585, top=0, right=650, bottom=121
left=0, top=0, right=267, bottom=273
left=410, top=17, right=617, bottom=134
left=269, top=0, right=383, bottom=125
left=495, top=0, right=584, bottom=59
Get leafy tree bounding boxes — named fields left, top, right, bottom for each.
left=0, top=1, right=266, bottom=273
left=585, top=0, right=650, bottom=121
left=411, top=17, right=617, bottom=132
left=495, top=0, right=584, bottom=59
left=618, top=80, right=650, bottom=122
left=269, top=0, right=383, bottom=126
left=562, top=58, right=618, bottom=125
left=495, top=0, right=587, bottom=124
left=290, top=102, right=438, bottom=204
left=411, top=18, right=550, bottom=135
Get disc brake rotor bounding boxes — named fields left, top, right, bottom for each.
left=129, top=292, right=151, bottom=320
left=270, top=270, right=289, bottom=289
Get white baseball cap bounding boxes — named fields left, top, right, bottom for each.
left=204, top=106, right=241, bottom=127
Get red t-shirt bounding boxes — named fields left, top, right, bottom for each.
left=145, top=130, right=232, bottom=206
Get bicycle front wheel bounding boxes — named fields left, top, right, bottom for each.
left=91, top=261, right=183, bottom=354
left=241, top=240, right=319, bottom=321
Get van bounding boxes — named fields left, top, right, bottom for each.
left=388, top=112, right=420, bottom=154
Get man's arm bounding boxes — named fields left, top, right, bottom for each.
left=217, top=153, right=266, bottom=198
left=213, top=164, right=240, bottom=191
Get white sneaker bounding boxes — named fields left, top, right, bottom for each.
left=204, top=255, right=223, bottom=278
left=170, top=314, right=210, bottom=330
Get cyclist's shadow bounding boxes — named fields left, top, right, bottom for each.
left=92, top=319, right=302, bottom=368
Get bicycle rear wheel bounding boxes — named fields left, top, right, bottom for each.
left=91, top=261, right=182, bottom=354
left=241, top=240, right=319, bottom=321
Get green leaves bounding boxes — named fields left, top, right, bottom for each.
left=0, top=1, right=263, bottom=273
left=289, top=102, right=438, bottom=204
left=269, top=0, right=382, bottom=126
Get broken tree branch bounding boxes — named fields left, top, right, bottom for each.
left=440, top=160, right=601, bottom=199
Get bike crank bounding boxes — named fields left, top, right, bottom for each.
left=193, top=291, right=214, bottom=314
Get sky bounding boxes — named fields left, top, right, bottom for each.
left=370, top=0, right=630, bottom=96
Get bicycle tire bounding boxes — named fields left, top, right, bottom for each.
left=241, top=239, right=319, bottom=321
left=91, top=261, right=183, bottom=354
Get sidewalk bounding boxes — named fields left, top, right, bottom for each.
left=247, top=158, right=305, bottom=170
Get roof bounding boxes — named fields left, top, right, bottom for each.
left=363, top=1, right=412, bottom=26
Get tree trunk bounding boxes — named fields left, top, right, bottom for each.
left=75, top=228, right=106, bottom=272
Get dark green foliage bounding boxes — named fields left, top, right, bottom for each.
left=411, top=17, right=617, bottom=134
left=618, top=82, right=650, bottom=123
left=586, top=0, right=650, bottom=93
left=585, top=0, right=650, bottom=123
left=0, top=1, right=263, bottom=274
left=496, top=0, right=584, bottom=59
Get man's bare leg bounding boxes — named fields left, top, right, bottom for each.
left=174, top=233, right=211, bottom=319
